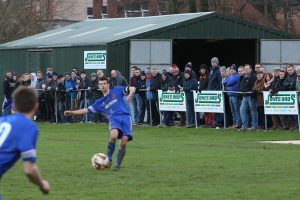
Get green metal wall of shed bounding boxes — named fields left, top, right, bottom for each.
left=52, top=46, right=106, bottom=74
left=106, top=14, right=297, bottom=79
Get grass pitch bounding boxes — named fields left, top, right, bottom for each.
left=1, top=124, right=300, bottom=200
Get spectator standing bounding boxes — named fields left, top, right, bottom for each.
left=147, top=68, right=161, bottom=126
left=208, top=57, right=222, bottom=128
left=80, top=71, right=91, bottom=122
left=239, top=64, right=257, bottom=131
left=184, top=62, right=197, bottom=79
left=182, top=70, right=198, bottom=128
left=223, top=65, right=241, bottom=129
left=160, top=71, right=174, bottom=127
left=110, top=70, right=128, bottom=87
left=56, top=75, right=66, bottom=123
left=198, top=64, right=211, bottom=126
left=135, top=71, right=147, bottom=125
left=169, top=64, right=185, bottom=126
left=252, top=71, right=265, bottom=129
left=269, top=67, right=282, bottom=130
left=35, top=71, right=46, bottom=121
left=29, top=73, right=37, bottom=88
left=254, top=64, right=261, bottom=74
left=130, top=67, right=140, bottom=125
left=285, top=64, right=297, bottom=130
left=89, top=73, right=104, bottom=123
left=97, top=69, right=105, bottom=80
left=2, top=71, right=17, bottom=116
left=64, top=73, right=77, bottom=122
left=44, top=74, right=55, bottom=122
left=21, top=73, right=31, bottom=87
left=270, top=69, right=289, bottom=130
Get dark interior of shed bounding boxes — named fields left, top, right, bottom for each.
left=172, top=39, right=256, bottom=74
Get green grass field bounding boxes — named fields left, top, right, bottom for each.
left=1, top=124, right=300, bottom=200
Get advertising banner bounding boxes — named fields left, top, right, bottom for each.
left=84, top=50, right=106, bottom=69
left=193, top=91, right=224, bottom=113
left=158, top=90, right=186, bottom=111
left=263, top=91, right=298, bottom=115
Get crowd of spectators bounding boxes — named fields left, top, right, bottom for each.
left=2, top=57, right=300, bottom=131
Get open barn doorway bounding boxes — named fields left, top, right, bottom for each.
left=173, top=39, right=256, bottom=74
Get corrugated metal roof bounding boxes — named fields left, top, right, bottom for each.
left=0, top=12, right=213, bottom=49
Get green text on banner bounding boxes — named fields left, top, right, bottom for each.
left=263, top=91, right=299, bottom=115
left=158, top=90, right=186, bottom=111
left=193, top=91, right=224, bottom=113
left=84, top=50, right=107, bottom=69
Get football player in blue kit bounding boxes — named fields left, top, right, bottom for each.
left=64, top=76, right=135, bottom=171
left=0, top=87, right=50, bottom=200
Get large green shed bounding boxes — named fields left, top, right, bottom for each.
left=0, top=12, right=297, bottom=88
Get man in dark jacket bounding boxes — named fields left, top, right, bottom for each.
left=239, top=64, right=257, bottom=131
left=208, top=57, right=222, bottom=127
left=131, top=68, right=141, bottom=125
left=2, top=71, right=17, bottom=115
left=110, top=70, right=128, bottom=87
left=147, top=68, right=161, bottom=126
left=44, top=74, right=55, bottom=122
left=168, top=65, right=186, bottom=126
left=89, top=73, right=104, bottom=123
left=36, top=71, right=46, bottom=121
left=80, top=71, right=91, bottom=122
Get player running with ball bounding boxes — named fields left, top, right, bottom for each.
left=64, top=76, right=135, bottom=171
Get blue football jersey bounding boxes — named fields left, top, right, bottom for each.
left=0, top=113, right=38, bottom=178
left=88, top=86, right=130, bottom=119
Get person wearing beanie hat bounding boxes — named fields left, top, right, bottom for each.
left=46, top=73, right=53, bottom=79
left=230, top=64, right=237, bottom=72
left=52, top=72, right=58, bottom=83
left=223, top=63, right=241, bottom=129
left=141, top=71, right=146, bottom=76
left=184, top=62, right=197, bottom=79
left=91, top=72, right=97, bottom=77
left=182, top=68, right=198, bottom=128
left=185, top=62, right=192, bottom=70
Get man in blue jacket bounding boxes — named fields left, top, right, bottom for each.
left=223, top=65, right=241, bottom=128
left=208, top=57, right=222, bottom=128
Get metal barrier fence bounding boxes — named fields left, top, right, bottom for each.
left=6, top=88, right=299, bottom=132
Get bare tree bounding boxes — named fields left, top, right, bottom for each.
left=0, top=0, right=74, bottom=44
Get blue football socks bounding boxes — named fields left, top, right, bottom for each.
left=116, top=148, right=126, bottom=167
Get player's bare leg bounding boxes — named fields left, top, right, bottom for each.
left=106, top=129, right=118, bottom=168
left=114, top=136, right=129, bottom=171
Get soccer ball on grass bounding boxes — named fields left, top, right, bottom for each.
left=91, top=153, right=109, bottom=170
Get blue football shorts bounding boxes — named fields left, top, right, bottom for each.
left=109, top=115, right=133, bottom=141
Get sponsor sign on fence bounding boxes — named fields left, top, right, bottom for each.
left=158, top=90, right=186, bottom=111
left=193, top=91, right=224, bottom=113
left=84, top=50, right=107, bottom=69
left=263, top=91, right=298, bottom=115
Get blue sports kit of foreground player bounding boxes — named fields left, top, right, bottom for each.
left=64, top=76, right=136, bottom=171
left=0, top=87, right=50, bottom=200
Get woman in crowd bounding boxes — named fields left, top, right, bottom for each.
left=182, top=70, right=198, bottom=128
left=198, top=64, right=212, bottom=127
